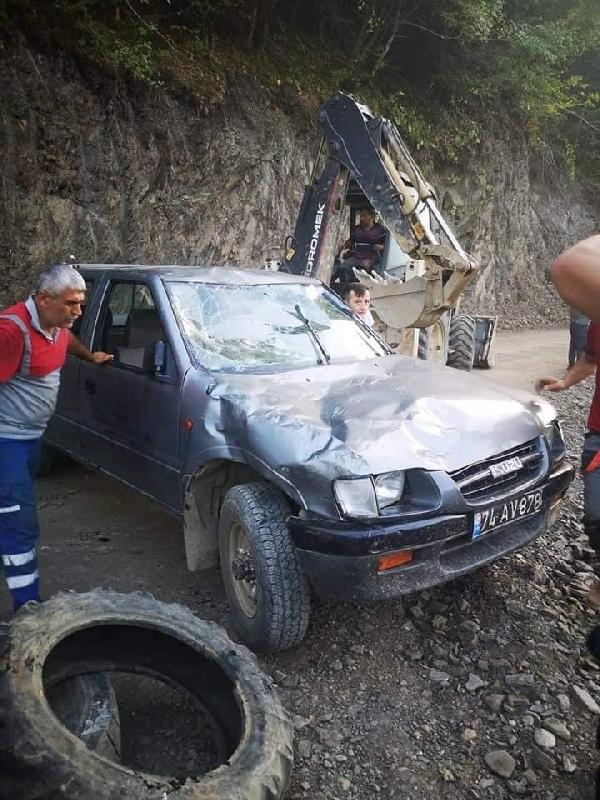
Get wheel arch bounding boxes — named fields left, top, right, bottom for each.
left=182, top=455, right=304, bottom=572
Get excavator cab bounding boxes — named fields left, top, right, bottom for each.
left=281, top=92, right=496, bottom=370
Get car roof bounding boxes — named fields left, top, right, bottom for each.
left=67, top=264, right=320, bottom=286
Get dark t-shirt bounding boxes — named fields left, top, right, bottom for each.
left=350, top=222, right=386, bottom=260
left=585, top=322, right=600, bottom=432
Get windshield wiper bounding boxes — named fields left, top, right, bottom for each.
left=293, top=304, right=331, bottom=365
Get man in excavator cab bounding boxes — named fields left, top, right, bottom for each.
left=334, top=207, right=386, bottom=284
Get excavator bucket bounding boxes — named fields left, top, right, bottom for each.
left=356, top=243, right=478, bottom=330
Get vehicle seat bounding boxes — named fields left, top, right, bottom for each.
left=117, top=309, right=164, bottom=369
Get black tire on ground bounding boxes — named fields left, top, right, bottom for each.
left=0, top=590, right=293, bottom=800
left=446, top=314, right=476, bottom=371
left=417, top=318, right=449, bottom=364
left=219, top=482, right=311, bottom=653
left=46, top=673, right=121, bottom=762
left=35, top=444, right=57, bottom=477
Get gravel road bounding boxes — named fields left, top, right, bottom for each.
left=1, top=327, right=598, bottom=799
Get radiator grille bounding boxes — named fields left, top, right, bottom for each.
left=449, top=439, right=543, bottom=503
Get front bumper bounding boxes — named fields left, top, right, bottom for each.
left=289, top=460, right=574, bottom=602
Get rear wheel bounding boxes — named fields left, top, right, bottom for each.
left=219, top=483, right=311, bottom=653
left=417, top=319, right=449, bottom=364
left=446, top=314, right=475, bottom=371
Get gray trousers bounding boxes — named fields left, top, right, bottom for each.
left=569, top=319, right=589, bottom=367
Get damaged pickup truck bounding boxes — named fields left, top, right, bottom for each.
left=44, top=265, right=574, bottom=652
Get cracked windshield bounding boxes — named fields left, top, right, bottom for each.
left=167, top=281, right=386, bottom=371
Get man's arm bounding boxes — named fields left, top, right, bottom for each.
left=550, top=235, right=600, bottom=322
left=0, top=323, right=25, bottom=383
left=68, top=335, right=113, bottom=365
left=536, top=352, right=596, bottom=393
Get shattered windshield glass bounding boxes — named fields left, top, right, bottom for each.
left=166, top=281, right=386, bottom=372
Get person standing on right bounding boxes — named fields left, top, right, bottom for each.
left=537, top=318, right=600, bottom=605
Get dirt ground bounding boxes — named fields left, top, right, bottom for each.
left=4, top=326, right=600, bottom=800
left=489, top=329, right=571, bottom=392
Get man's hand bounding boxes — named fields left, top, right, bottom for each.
left=68, top=335, right=114, bottom=364
left=535, top=376, right=566, bottom=393
left=373, top=243, right=385, bottom=253
left=89, top=351, right=113, bottom=365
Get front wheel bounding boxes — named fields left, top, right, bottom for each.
left=446, top=314, right=475, bottom=371
left=218, top=483, right=311, bottom=653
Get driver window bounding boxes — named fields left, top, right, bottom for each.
left=97, top=282, right=166, bottom=370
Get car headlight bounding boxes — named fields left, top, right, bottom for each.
left=531, top=398, right=557, bottom=440
left=374, top=471, right=406, bottom=510
left=531, top=398, right=565, bottom=463
left=334, top=472, right=406, bottom=518
left=334, top=478, right=378, bottom=518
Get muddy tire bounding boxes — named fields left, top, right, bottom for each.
left=47, top=673, right=121, bottom=762
left=219, top=482, right=311, bottom=653
left=0, top=590, right=293, bottom=800
left=447, top=314, right=475, bottom=371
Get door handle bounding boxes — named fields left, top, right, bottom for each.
left=84, top=379, right=96, bottom=395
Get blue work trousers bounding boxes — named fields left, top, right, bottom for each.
left=0, top=437, right=41, bottom=610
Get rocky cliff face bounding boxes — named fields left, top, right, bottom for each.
left=0, top=40, right=315, bottom=303
left=1, top=39, right=597, bottom=324
left=441, top=138, right=597, bottom=326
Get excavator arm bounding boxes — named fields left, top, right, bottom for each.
left=283, top=92, right=478, bottom=330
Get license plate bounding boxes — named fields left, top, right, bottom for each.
left=490, top=456, right=522, bottom=479
left=472, top=490, right=543, bottom=539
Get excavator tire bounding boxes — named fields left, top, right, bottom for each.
left=0, top=590, right=293, bottom=800
left=447, top=314, right=475, bottom=372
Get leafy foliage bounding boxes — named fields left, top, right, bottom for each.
left=1, top=0, right=599, bottom=179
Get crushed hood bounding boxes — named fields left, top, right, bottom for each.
left=209, top=354, right=545, bottom=478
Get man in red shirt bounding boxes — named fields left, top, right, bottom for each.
left=537, top=321, right=600, bottom=604
left=0, top=264, right=111, bottom=610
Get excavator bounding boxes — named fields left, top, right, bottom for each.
left=277, top=92, right=496, bottom=369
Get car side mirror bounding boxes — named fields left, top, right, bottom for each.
left=152, top=340, right=167, bottom=374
